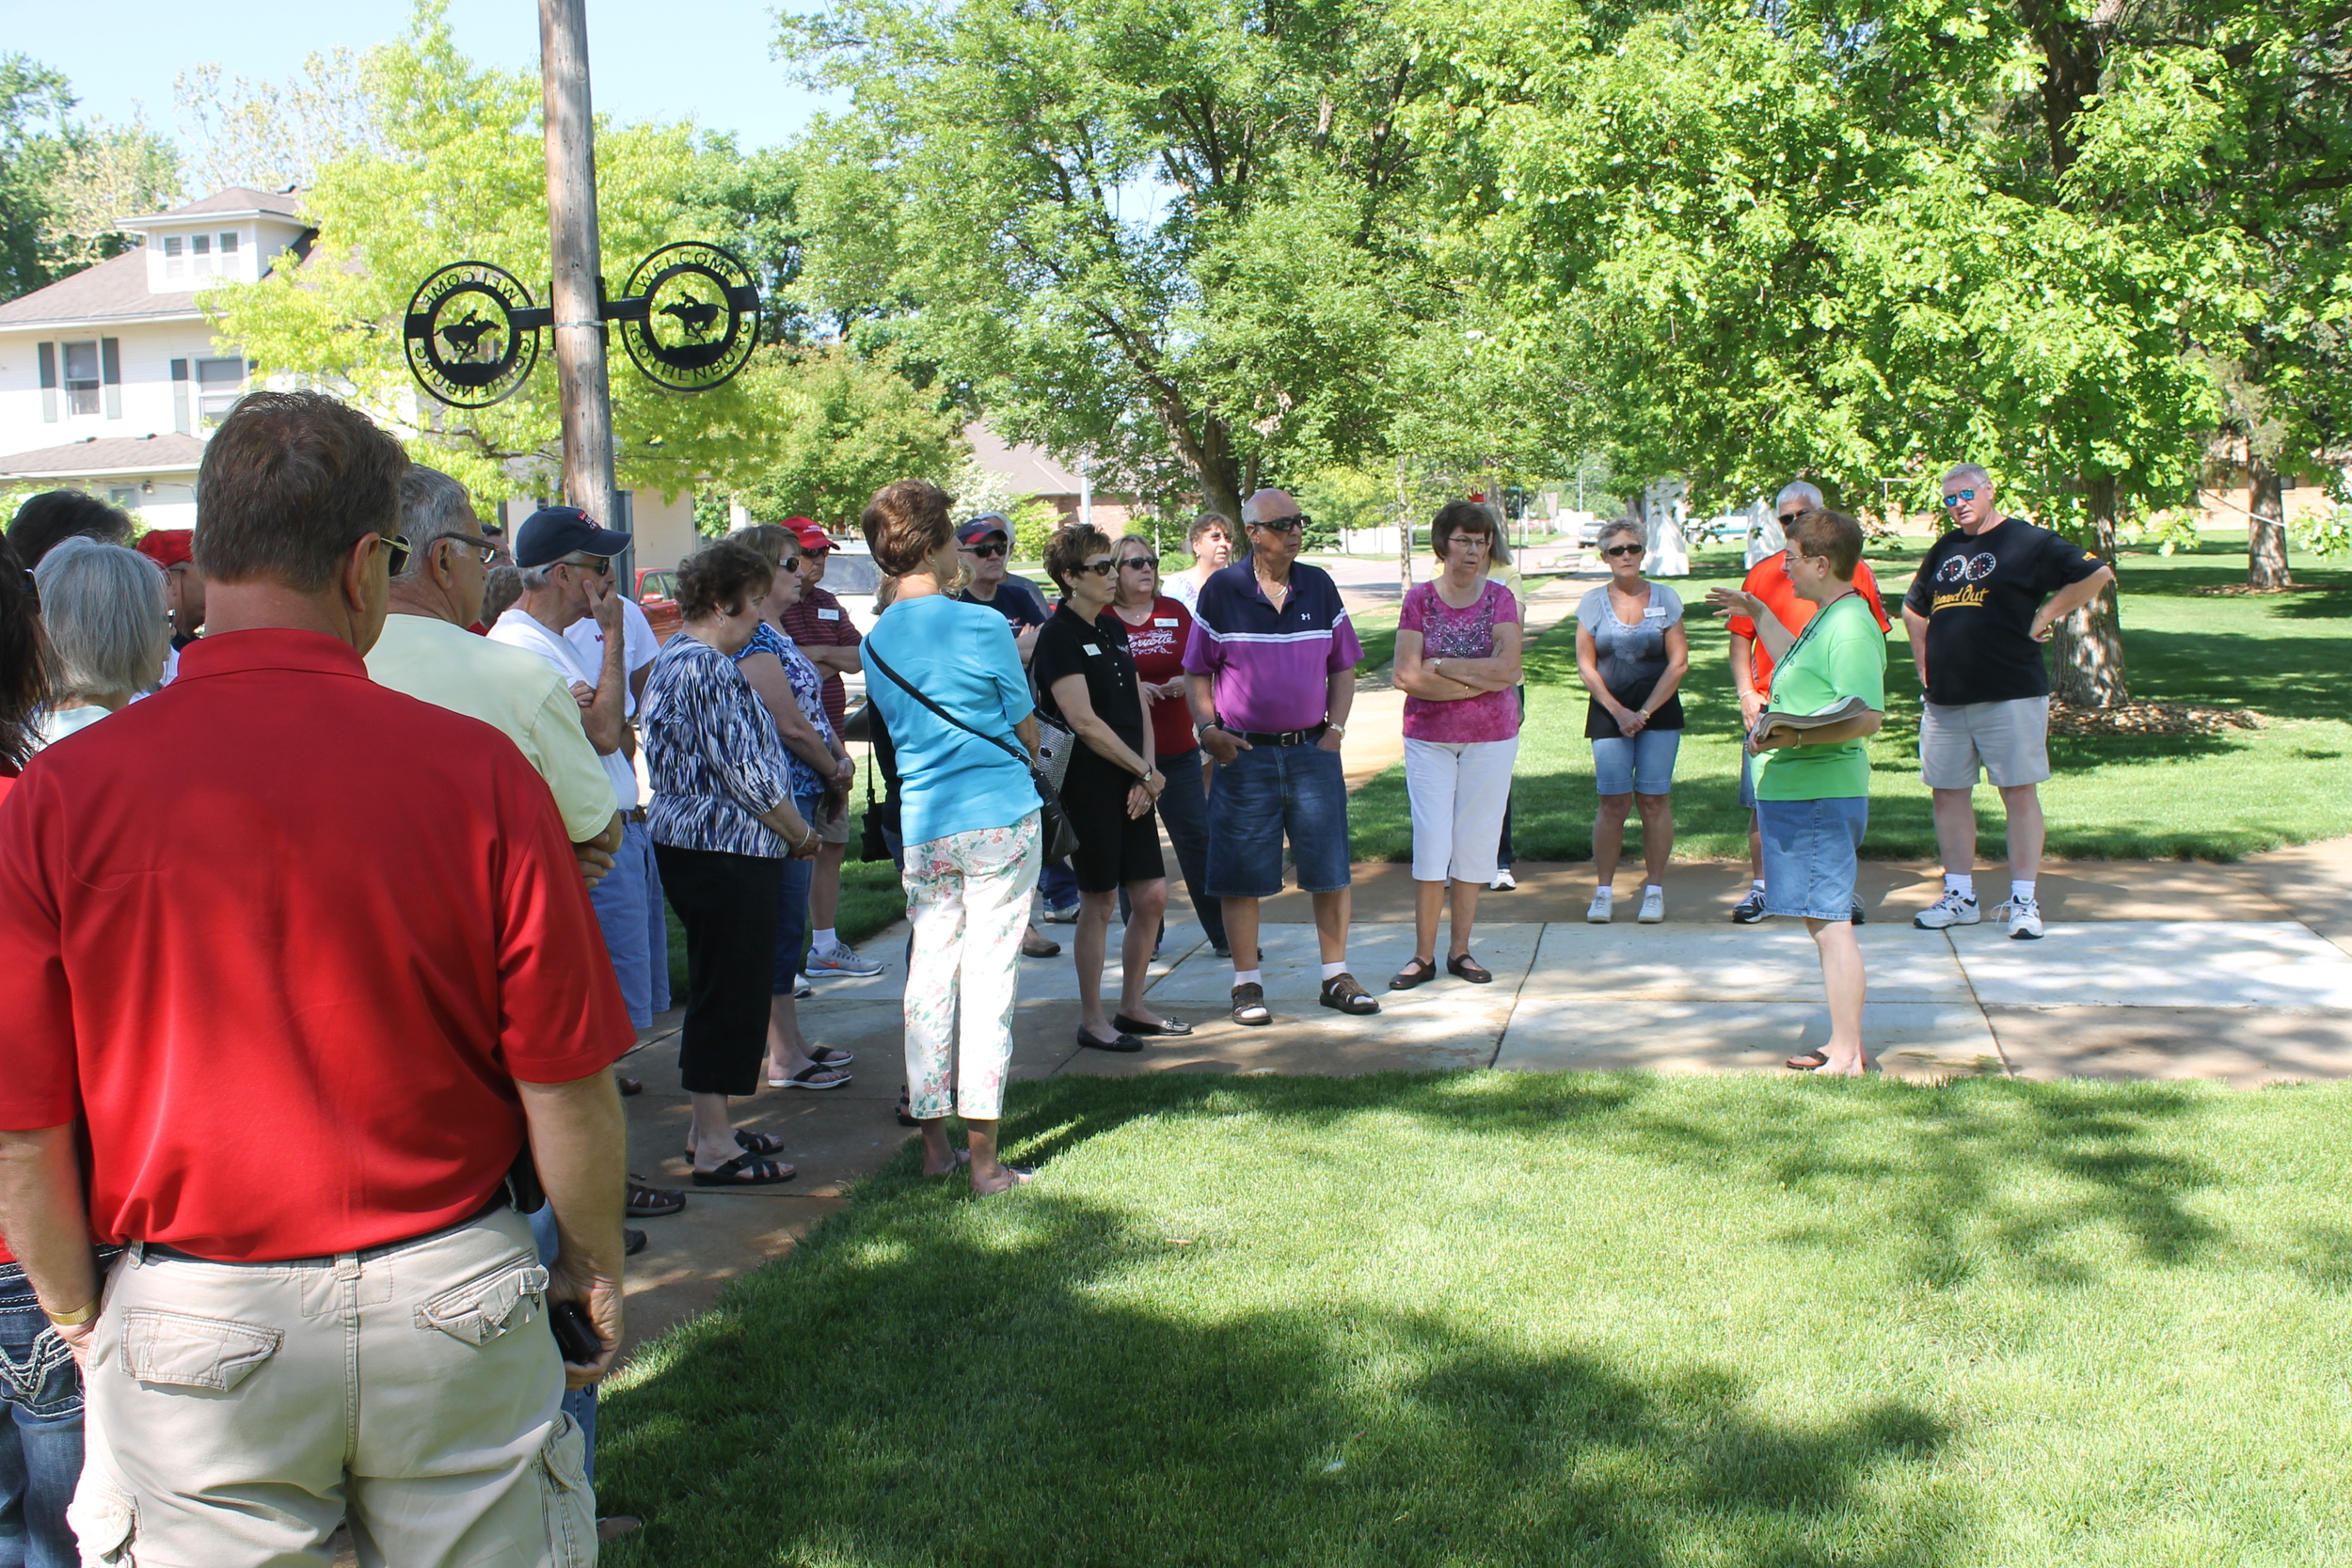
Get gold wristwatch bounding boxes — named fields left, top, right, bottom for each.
left=43, top=1298, right=98, bottom=1328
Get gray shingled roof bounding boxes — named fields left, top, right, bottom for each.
left=160, top=186, right=305, bottom=219
left=0, top=432, right=208, bottom=478
left=0, top=251, right=200, bottom=328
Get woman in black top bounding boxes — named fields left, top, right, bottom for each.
left=1034, top=525, right=1189, bottom=1050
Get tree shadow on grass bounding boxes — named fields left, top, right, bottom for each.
left=599, top=1072, right=2243, bottom=1566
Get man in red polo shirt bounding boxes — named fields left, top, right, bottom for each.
left=778, top=516, right=882, bottom=978
left=0, top=391, right=632, bottom=1566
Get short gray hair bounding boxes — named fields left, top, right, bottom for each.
left=395, top=467, right=480, bottom=578
left=1775, top=481, right=1824, bottom=513
left=1598, top=519, right=1645, bottom=548
left=34, top=538, right=168, bottom=701
left=518, top=562, right=561, bottom=591
left=1944, top=463, right=1993, bottom=491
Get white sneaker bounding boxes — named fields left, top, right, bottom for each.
left=791, top=975, right=813, bottom=999
left=1999, top=897, right=2044, bottom=941
left=1488, top=867, right=1517, bottom=892
left=1638, top=887, right=1665, bottom=924
left=803, top=940, right=884, bottom=977
left=1912, top=891, right=1982, bottom=929
left=1585, top=892, right=1613, bottom=924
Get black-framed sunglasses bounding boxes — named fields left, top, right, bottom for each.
left=778, top=557, right=803, bottom=574
left=561, top=553, right=612, bottom=577
left=1941, top=488, right=1978, bottom=507
left=964, top=542, right=1008, bottom=559
left=1777, top=510, right=1807, bottom=524
left=1075, top=558, right=1118, bottom=578
left=1120, top=554, right=1160, bottom=570
left=1603, top=542, right=1645, bottom=559
left=1252, top=514, right=1308, bottom=534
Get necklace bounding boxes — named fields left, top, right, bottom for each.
left=1258, top=570, right=1290, bottom=610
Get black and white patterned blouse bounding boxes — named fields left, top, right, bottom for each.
left=642, top=634, right=798, bottom=859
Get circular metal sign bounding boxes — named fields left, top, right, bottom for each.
left=402, top=262, right=542, bottom=409
left=618, top=243, right=759, bottom=392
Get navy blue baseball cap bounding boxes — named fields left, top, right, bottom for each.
left=513, top=505, right=632, bottom=570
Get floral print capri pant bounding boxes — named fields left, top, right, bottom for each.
left=902, top=811, right=1041, bottom=1122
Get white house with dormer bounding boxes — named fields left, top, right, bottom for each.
left=0, top=187, right=312, bottom=524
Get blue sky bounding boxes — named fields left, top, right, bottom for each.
left=2, top=0, right=834, bottom=157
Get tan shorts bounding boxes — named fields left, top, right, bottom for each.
left=1920, top=696, right=2051, bottom=789
left=72, top=1208, right=594, bottom=1567
left=816, top=791, right=851, bottom=844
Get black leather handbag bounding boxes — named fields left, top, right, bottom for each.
left=865, top=644, right=1081, bottom=862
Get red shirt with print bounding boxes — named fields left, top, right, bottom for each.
left=0, top=630, right=634, bottom=1262
left=1724, top=552, right=1892, bottom=699
left=779, top=585, right=862, bottom=738
left=1107, top=595, right=1198, bottom=758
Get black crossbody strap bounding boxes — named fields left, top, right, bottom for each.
left=865, top=643, right=1035, bottom=773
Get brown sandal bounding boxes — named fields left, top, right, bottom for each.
left=1390, top=958, right=1438, bottom=990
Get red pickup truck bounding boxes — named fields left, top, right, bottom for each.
left=635, top=567, right=682, bottom=643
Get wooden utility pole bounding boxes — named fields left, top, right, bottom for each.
left=539, top=0, right=622, bottom=561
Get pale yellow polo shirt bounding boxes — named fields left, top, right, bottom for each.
left=365, top=613, right=619, bottom=843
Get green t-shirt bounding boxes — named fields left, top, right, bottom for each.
left=1755, top=593, right=1887, bottom=801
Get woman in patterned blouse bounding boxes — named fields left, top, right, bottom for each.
left=642, top=541, right=819, bottom=1187
left=728, top=524, right=857, bottom=1092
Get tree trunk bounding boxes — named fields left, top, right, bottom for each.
left=2047, top=475, right=2129, bottom=708
left=2248, top=459, right=2292, bottom=590
left=1395, top=454, right=1412, bottom=598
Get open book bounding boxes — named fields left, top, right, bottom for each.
left=1749, top=695, right=1875, bottom=751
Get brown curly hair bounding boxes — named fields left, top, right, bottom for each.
left=675, top=539, right=774, bottom=619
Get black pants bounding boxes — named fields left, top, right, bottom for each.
left=655, top=843, right=782, bottom=1097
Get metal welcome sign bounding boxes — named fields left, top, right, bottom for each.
left=401, top=242, right=760, bottom=409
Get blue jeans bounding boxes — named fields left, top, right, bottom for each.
left=772, top=789, right=824, bottom=993
left=1205, top=739, right=1351, bottom=899
left=1040, top=858, right=1080, bottom=911
left=1757, top=796, right=1868, bottom=920
left=589, top=818, right=670, bottom=1026
left=1591, top=728, right=1681, bottom=796
left=525, top=1207, right=598, bottom=1484
left=0, top=1261, right=88, bottom=1568
left=1139, top=745, right=1225, bottom=949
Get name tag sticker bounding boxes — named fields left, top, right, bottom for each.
left=1085, top=643, right=1104, bottom=657
left=1645, top=607, right=1668, bottom=620
left=817, top=608, right=841, bottom=621
left=1154, top=617, right=1179, bottom=626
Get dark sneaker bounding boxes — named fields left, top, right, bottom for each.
left=1851, top=897, right=1867, bottom=926
left=1319, top=974, right=1380, bottom=1016
left=1731, top=888, right=1771, bottom=925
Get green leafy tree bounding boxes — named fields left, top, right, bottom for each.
left=0, top=55, right=179, bottom=302
left=704, top=345, right=967, bottom=535
left=780, top=0, right=1448, bottom=522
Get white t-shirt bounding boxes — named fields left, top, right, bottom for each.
left=564, top=596, right=660, bottom=719
left=487, top=608, right=640, bottom=810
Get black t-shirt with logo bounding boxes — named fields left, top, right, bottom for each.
left=1900, top=517, right=2106, bottom=706
left=1032, top=605, right=1146, bottom=756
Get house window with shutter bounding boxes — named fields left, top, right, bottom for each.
left=196, top=356, right=246, bottom=425
left=62, top=341, right=102, bottom=417
left=38, top=342, right=57, bottom=421
left=171, top=359, right=191, bottom=434
left=102, top=338, right=121, bottom=419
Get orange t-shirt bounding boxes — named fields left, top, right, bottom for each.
left=1724, top=552, right=1891, bottom=698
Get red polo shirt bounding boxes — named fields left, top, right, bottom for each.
left=778, top=585, right=860, bottom=738
left=0, top=629, right=633, bottom=1262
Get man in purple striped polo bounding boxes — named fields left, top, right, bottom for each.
left=1184, top=488, right=1380, bottom=1026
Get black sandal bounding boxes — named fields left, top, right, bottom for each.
left=684, top=1128, right=789, bottom=1162
left=691, top=1155, right=797, bottom=1187
left=1447, top=953, right=1493, bottom=985
left=1785, top=1050, right=1829, bottom=1070
left=896, top=1086, right=920, bottom=1128
left=626, top=1182, right=685, bottom=1217
left=1390, top=957, right=1438, bottom=990
left=1113, top=1012, right=1193, bottom=1037
left=809, top=1047, right=854, bottom=1067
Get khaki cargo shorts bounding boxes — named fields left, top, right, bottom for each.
left=1919, top=696, right=2051, bottom=789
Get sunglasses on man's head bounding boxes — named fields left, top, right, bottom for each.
left=1942, top=488, right=1979, bottom=507
left=1121, top=555, right=1159, bottom=570
left=1604, top=542, right=1645, bottom=559
left=964, top=542, right=1008, bottom=559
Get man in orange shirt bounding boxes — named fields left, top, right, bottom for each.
left=1723, top=483, right=1891, bottom=923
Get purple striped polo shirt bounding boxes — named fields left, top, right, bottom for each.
left=1182, top=559, right=1363, bottom=734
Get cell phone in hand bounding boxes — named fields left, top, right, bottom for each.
left=550, top=1299, right=604, bottom=1365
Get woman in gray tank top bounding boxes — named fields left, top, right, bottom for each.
left=1573, top=521, right=1690, bottom=926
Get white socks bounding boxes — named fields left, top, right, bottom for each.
left=813, top=927, right=836, bottom=950
left=1945, top=874, right=1976, bottom=899
left=1751, top=879, right=1766, bottom=893
left=2011, top=879, right=2036, bottom=905
left=1321, top=960, right=1349, bottom=982
left=1233, top=968, right=1263, bottom=988
left=1645, top=884, right=1663, bottom=896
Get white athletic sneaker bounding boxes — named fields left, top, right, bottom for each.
left=1912, top=891, right=1982, bottom=930
left=791, top=975, right=814, bottom=999
left=1999, top=897, right=2044, bottom=941
left=1585, top=892, right=1613, bottom=924
left=803, top=940, right=884, bottom=977
left=1638, top=887, right=1665, bottom=924
left=1488, top=867, right=1518, bottom=892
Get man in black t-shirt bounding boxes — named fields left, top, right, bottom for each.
left=1899, top=464, right=2115, bottom=941
left=952, top=515, right=1049, bottom=668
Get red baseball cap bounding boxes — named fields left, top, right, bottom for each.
left=786, top=517, right=833, bottom=553
left=134, top=530, right=195, bottom=568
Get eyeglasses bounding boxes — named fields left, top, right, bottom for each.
left=561, top=554, right=612, bottom=576
left=779, top=557, right=803, bottom=574
left=1777, top=510, right=1807, bottom=524
left=1449, top=533, right=1492, bottom=549
left=1942, top=489, right=1978, bottom=507
left=963, top=542, right=1008, bottom=559
left=1076, top=559, right=1117, bottom=578
left=1251, top=515, right=1308, bottom=534
left=1603, top=543, right=1645, bottom=559
left=1120, top=555, right=1159, bottom=570
left=437, top=534, right=501, bottom=566
left=376, top=533, right=413, bottom=575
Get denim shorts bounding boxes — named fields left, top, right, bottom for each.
left=1205, top=739, right=1351, bottom=899
left=1756, top=796, right=1868, bottom=920
left=1591, top=728, right=1681, bottom=796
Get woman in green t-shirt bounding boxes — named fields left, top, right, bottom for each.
left=1707, top=511, right=1886, bottom=1076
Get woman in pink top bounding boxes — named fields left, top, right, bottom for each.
left=1387, top=500, right=1523, bottom=989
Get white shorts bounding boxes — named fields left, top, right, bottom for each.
left=1920, top=696, right=2051, bottom=789
left=1404, top=736, right=1518, bottom=884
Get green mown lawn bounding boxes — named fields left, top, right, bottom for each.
left=602, top=1071, right=2352, bottom=1566
left=1349, top=536, right=2352, bottom=864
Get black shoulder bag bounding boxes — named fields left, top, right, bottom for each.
left=865, top=643, right=1082, bottom=862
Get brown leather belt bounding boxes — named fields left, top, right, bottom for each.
left=624, top=806, right=648, bottom=823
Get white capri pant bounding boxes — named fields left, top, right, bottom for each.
left=1405, top=736, right=1519, bottom=884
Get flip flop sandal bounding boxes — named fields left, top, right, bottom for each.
left=809, top=1047, right=855, bottom=1067
left=626, top=1182, right=685, bottom=1218
left=928, top=1148, right=973, bottom=1178
left=1785, top=1050, right=1829, bottom=1070
left=691, top=1155, right=798, bottom=1187
left=767, top=1064, right=852, bottom=1089
left=1113, top=1013, right=1193, bottom=1037
left=1390, top=958, right=1438, bottom=990
left=684, top=1128, right=792, bottom=1162
left=973, top=1165, right=1035, bottom=1196
left=1447, top=954, right=1493, bottom=985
